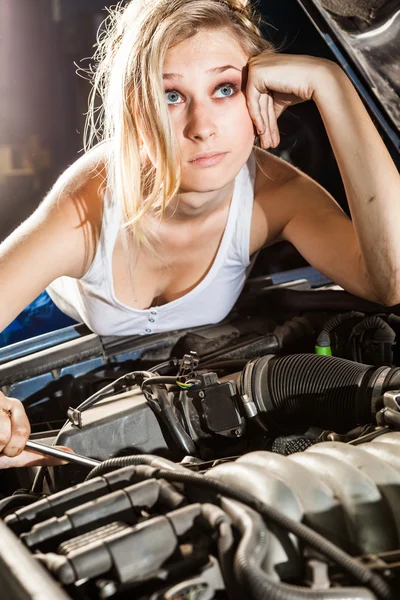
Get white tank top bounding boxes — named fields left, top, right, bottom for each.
left=47, top=149, right=256, bottom=336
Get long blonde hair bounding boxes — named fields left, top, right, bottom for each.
left=85, top=0, right=274, bottom=254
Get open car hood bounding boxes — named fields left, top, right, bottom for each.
left=297, top=0, right=400, bottom=153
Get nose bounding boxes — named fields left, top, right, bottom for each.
left=184, top=100, right=217, bottom=142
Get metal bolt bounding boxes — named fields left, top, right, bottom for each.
left=234, top=428, right=241, bottom=437
left=383, top=569, right=392, bottom=578
left=97, top=580, right=117, bottom=598
left=198, top=391, right=205, bottom=398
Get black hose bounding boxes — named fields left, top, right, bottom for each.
left=144, top=385, right=197, bottom=456
left=200, top=334, right=278, bottom=364
left=242, top=353, right=374, bottom=431
left=199, top=502, right=242, bottom=599
left=156, top=398, right=197, bottom=456
left=240, top=353, right=386, bottom=433
left=122, top=467, right=392, bottom=600
left=237, top=542, right=375, bottom=599
left=316, top=311, right=364, bottom=347
left=76, top=370, right=145, bottom=413
left=148, top=358, right=180, bottom=374
left=200, top=315, right=318, bottom=364
left=142, top=376, right=181, bottom=388
left=349, top=316, right=396, bottom=363
left=217, top=520, right=243, bottom=600
left=85, top=454, right=187, bottom=481
left=388, top=314, right=400, bottom=326
left=350, top=317, right=396, bottom=342
left=0, top=493, right=40, bottom=518
left=230, top=501, right=375, bottom=600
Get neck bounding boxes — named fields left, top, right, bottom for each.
left=164, top=179, right=235, bottom=222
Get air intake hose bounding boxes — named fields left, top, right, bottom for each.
left=239, top=353, right=400, bottom=432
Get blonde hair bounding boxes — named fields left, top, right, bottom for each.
left=85, top=0, right=274, bottom=254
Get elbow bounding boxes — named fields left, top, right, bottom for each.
left=378, top=292, right=400, bottom=308
left=358, top=260, right=400, bottom=307
left=369, top=286, right=400, bottom=308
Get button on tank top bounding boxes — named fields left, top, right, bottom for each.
left=47, top=149, right=256, bottom=336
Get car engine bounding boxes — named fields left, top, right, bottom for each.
left=2, top=281, right=400, bottom=600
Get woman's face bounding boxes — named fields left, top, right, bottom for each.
left=162, top=28, right=256, bottom=194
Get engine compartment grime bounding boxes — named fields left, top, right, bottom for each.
left=2, top=285, right=400, bottom=599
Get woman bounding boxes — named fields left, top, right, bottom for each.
left=0, top=0, right=399, bottom=468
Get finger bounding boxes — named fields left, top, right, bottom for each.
left=2, top=400, right=31, bottom=457
left=266, top=92, right=280, bottom=148
left=246, top=84, right=266, bottom=136
left=0, top=407, right=12, bottom=453
left=258, top=92, right=272, bottom=149
left=0, top=446, right=75, bottom=469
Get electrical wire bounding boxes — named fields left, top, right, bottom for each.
left=150, top=469, right=393, bottom=600
left=85, top=461, right=392, bottom=600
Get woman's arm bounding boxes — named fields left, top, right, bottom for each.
left=246, top=54, right=400, bottom=305
left=311, top=64, right=400, bottom=305
left=0, top=147, right=104, bottom=333
left=0, top=147, right=104, bottom=466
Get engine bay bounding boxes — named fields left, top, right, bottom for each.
left=1, top=0, right=400, bottom=596
left=1, top=276, right=400, bottom=599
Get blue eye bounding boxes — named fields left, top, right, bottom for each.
left=164, top=82, right=239, bottom=105
left=165, top=90, right=182, bottom=105
left=215, top=84, right=237, bottom=98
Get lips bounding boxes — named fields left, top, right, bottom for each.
left=189, top=151, right=226, bottom=162
left=188, top=152, right=228, bottom=167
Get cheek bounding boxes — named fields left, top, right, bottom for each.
left=170, top=100, right=255, bottom=142
left=233, top=102, right=256, bottom=139
left=220, top=99, right=255, bottom=149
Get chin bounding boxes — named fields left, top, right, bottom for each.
left=180, top=155, right=248, bottom=192
left=179, top=174, right=232, bottom=194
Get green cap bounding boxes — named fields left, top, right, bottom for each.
left=315, top=345, right=332, bottom=356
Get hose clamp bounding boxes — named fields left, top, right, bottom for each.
left=370, top=366, right=391, bottom=415
left=241, top=394, right=258, bottom=418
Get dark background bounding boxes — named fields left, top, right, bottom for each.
left=0, top=0, right=340, bottom=244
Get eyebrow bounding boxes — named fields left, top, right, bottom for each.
left=162, top=64, right=241, bottom=80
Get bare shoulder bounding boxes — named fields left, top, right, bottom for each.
left=45, top=142, right=108, bottom=227
left=0, top=143, right=110, bottom=331
left=40, top=142, right=110, bottom=277
left=2, top=142, right=110, bottom=281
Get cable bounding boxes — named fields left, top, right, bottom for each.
left=63, top=370, right=154, bottom=430
left=76, top=370, right=143, bottom=412
left=141, top=379, right=197, bottom=456
left=141, top=376, right=181, bottom=389
left=348, top=427, right=390, bottom=445
left=217, top=520, right=242, bottom=600
left=0, top=493, right=40, bottom=518
left=110, top=466, right=392, bottom=600
left=85, top=454, right=186, bottom=481
left=315, top=311, right=364, bottom=356
left=148, top=358, right=180, bottom=374
left=30, top=467, right=47, bottom=494
left=228, top=498, right=374, bottom=600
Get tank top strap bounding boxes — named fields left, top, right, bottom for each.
left=231, top=149, right=256, bottom=268
left=82, top=149, right=256, bottom=284
left=81, top=184, right=121, bottom=285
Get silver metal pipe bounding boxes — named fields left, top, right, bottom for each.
left=25, top=440, right=101, bottom=468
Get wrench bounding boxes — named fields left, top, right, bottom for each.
left=25, top=440, right=101, bottom=468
